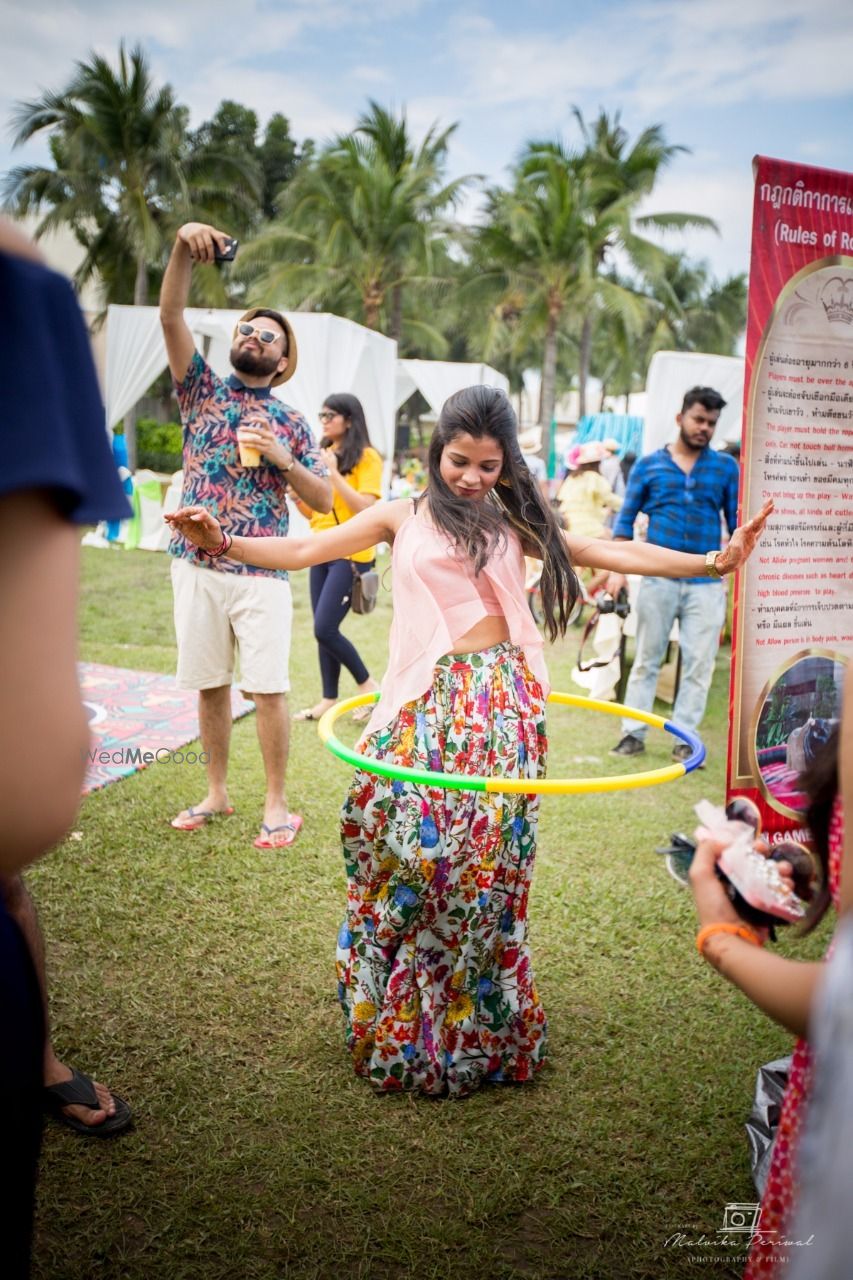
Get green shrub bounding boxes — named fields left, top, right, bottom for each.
left=136, top=418, right=182, bottom=473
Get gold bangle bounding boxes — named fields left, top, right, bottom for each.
left=696, top=922, right=762, bottom=955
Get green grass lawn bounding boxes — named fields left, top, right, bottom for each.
left=28, top=547, right=825, bottom=1280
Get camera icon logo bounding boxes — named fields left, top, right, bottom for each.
left=720, top=1203, right=762, bottom=1234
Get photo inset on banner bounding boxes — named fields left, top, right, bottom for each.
left=753, top=653, right=845, bottom=816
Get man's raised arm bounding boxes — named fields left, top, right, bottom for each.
left=159, top=222, right=233, bottom=383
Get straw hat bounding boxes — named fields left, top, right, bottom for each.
left=566, top=440, right=608, bottom=470
left=237, top=308, right=298, bottom=385
left=517, top=427, right=543, bottom=454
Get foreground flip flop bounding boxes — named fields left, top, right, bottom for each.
left=350, top=705, right=373, bottom=723
left=254, top=814, right=304, bottom=849
left=170, top=805, right=235, bottom=831
left=43, top=1068, right=133, bottom=1138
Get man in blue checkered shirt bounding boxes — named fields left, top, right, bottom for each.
left=607, top=387, right=739, bottom=762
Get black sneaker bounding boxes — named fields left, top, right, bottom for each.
left=611, top=734, right=645, bottom=757
left=672, top=741, right=704, bottom=768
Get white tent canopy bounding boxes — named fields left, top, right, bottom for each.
left=395, top=358, right=509, bottom=414
left=106, top=305, right=398, bottom=465
left=643, top=351, right=744, bottom=455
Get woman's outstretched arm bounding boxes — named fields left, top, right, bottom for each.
left=166, top=498, right=406, bottom=569
left=567, top=499, right=773, bottom=577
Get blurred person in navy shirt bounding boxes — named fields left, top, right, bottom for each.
left=0, top=217, right=132, bottom=1276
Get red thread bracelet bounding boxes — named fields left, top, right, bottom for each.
left=205, top=532, right=232, bottom=559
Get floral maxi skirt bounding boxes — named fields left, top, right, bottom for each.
left=336, top=642, right=548, bottom=1096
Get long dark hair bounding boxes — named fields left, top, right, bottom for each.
left=799, top=727, right=839, bottom=933
left=426, top=385, right=580, bottom=642
left=320, top=393, right=373, bottom=475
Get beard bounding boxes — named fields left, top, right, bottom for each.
left=679, top=426, right=712, bottom=453
left=230, top=344, right=281, bottom=380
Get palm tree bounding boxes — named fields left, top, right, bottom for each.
left=591, top=255, right=747, bottom=408
left=467, top=115, right=717, bottom=429
left=466, top=141, right=656, bottom=430
left=532, top=110, right=718, bottom=416
left=465, top=150, right=588, bottom=430
left=634, top=253, right=746, bottom=365
left=3, top=44, right=259, bottom=306
left=239, top=101, right=470, bottom=346
left=588, top=272, right=645, bottom=410
left=677, top=266, right=747, bottom=355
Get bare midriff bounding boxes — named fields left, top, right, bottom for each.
left=449, top=613, right=510, bottom=655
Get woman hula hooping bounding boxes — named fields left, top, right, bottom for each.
left=167, top=384, right=772, bottom=1098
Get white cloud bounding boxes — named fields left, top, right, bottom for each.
left=440, top=2, right=853, bottom=115
left=172, top=61, right=354, bottom=141
left=0, top=0, right=377, bottom=163
left=798, top=139, right=835, bottom=161
left=442, top=17, right=634, bottom=110
left=1, top=0, right=850, bottom=287
left=0, top=0, right=425, bottom=114
left=349, top=65, right=393, bottom=85
left=404, top=95, right=470, bottom=138
left=625, top=3, right=853, bottom=113
left=639, top=160, right=757, bottom=280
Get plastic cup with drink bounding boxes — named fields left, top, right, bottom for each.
left=237, top=430, right=261, bottom=467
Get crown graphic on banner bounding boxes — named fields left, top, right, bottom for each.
left=820, top=276, right=853, bottom=325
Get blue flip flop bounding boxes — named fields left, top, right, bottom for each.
left=254, top=814, right=304, bottom=849
left=170, top=805, right=235, bottom=831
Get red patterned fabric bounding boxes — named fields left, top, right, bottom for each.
left=744, top=800, right=843, bottom=1278
left=169, top=352, right=326, bottom=578
left=336, top=642, right=548, bottom=1096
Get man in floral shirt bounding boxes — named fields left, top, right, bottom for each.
left=160, top=220, right=331, bottom=848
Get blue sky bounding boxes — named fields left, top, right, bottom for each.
left=2, top=0, right=852, bottom=281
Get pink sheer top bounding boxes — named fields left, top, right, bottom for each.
left=362, top=505, right=550, bottom=738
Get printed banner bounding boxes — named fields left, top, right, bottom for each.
left=728, top=156, right=853, bottom=842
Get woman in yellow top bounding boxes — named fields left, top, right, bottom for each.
left=557, top=440, right=625, bottom=597
left=293, top=394, right=383, bottom=722
left=557, top=440, right=622, bottom=540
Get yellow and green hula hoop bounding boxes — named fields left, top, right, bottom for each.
left=317, top=692, right=705, bottom=795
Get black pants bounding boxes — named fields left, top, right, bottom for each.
left=0, top=898, right=45, bottom=1278
left=309, top=559, right=373, bottom=699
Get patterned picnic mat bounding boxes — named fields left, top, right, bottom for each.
left=80, top=663, right=253, bottom=794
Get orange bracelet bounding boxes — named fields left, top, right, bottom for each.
left=696, top=922, right=762, bottom=955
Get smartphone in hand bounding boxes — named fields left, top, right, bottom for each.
left=213, top=237, right=239, bottom=263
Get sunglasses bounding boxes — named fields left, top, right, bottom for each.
left=318, top=410, right=337, bottom=422
left=236, top=321, right=283, bottom=346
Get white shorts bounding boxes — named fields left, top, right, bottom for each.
left=171, top=557, right=292, bottom=694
